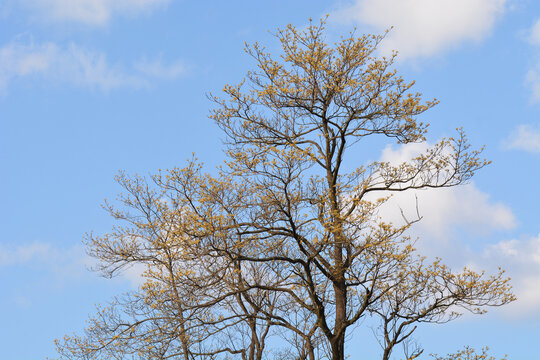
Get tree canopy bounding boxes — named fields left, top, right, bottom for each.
left=56, top=20, right=515, bottom=360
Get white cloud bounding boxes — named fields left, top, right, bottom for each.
left=479, top=234, right=540, bottom=317
left=503, top=124, right=540, bottom=153
left=372, top=142, right=516, bottom=258
left=363, top=142, right=540, bottom=318
left=379, top=141, right=429, bottom=165
left=120, top=263, right=147, bottom=288
left=22, top=0, right=170, bottom=26
left=333, top=0, right=507, bottom=59
left=0, top=37, right=186, bottom=93
left=388, top=184, right=515, bottom=237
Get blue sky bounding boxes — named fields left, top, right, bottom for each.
left=1, top=0, right=540, bottom=359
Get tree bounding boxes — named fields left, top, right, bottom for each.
left=431, top=347, right=508, bottom=360
left=56, top=19, right=515, bottom=360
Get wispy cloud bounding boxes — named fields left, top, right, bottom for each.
left=0, top=37, right=186, bottom=93
left=0, top=241, right=144, bottom=288
left=0, top=242, right=59, bottom=267
left=526, top=19, right=540, bottom=102
left=503, top=124, right=540, bottom=153
left=20, top=0, right=170, bottom=26
left=134, top=57, right=187, bottom=79
left=528, top=18, right=540, bottom=45
left=0, top=242, right=92, bottom=282
left=332, top=0, right=507, bottom=59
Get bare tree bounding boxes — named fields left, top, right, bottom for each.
left=56, top=19, right=515, bottom=360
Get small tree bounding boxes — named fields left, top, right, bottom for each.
left=57, top=20, right=515, bottom=360
left=432, top=346, right=508, bottom=360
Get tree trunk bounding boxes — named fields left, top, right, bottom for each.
left=331, top=278, right=347, bottom=360
left=330, top=332, right=346, bottom=360
left=307, top=340, right=315, bottom=360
